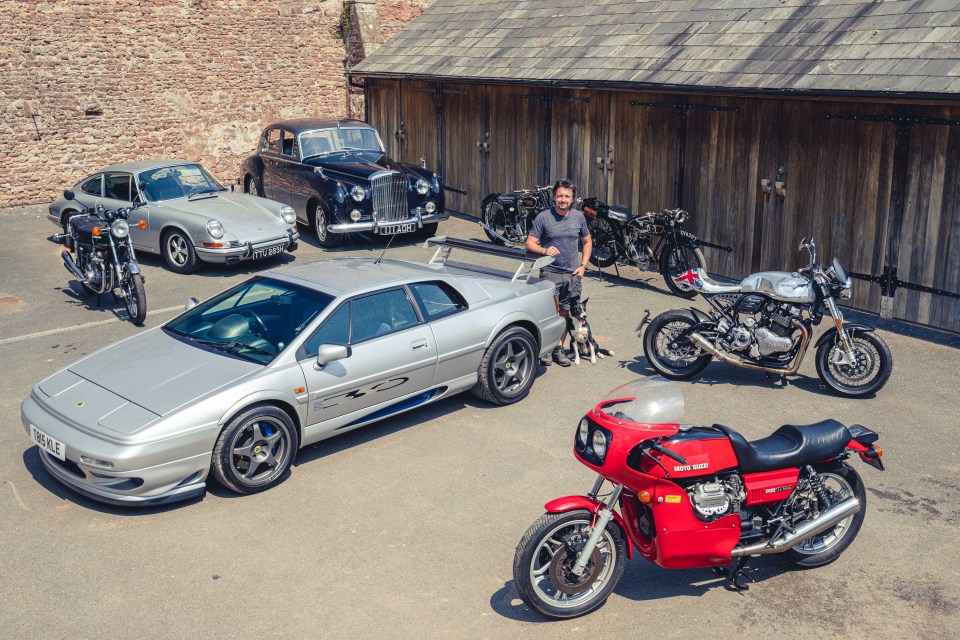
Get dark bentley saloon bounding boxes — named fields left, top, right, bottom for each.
left=241, top=118, right=448, bottom=247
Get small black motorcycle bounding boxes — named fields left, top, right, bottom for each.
left=581, top=197, right=729, bottom=299
left=57, top=189, right=147, bottom=325
left=479, top=186, right=553, bottom=245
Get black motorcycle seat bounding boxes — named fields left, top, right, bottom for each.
left=712, top=420, right=852, bottom=474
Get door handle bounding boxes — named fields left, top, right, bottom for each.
left=411, top=339, right=430, bottom=351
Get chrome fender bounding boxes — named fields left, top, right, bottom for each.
left=814, top=323, right=876, bottom=349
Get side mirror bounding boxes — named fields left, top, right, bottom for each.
left=184, top=297, right=199, bottom=311
left=64, top=189, right=76, bottom=201
left=314, top=344, right=351, bottom=370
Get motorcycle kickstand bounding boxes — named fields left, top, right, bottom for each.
left=725, top=557, right=754, bottom=592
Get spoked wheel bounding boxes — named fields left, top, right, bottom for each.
left=815, top=331, right=893, bottom=397
left=588, top=217, right=619, bottom=268
left=660, top=243, right=707, bottom=298
left=313, top=204, right=342, bottom=248
left=211, top=404, right=299, bottom=495
left=162, top=229, right=199, bottom=274
left=480, top=195, right=509, bottom=245
left=783, top=462, right=866, bottom=567
left=471, top=326, right=537, bottom=405
left=119, top=274, right=147, bottom=325
left=642, top=310, right=711, bottom=379
left=513, top=510, right=627, bottom=619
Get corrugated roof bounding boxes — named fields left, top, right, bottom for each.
left=351, top=0, right=960, bottom=97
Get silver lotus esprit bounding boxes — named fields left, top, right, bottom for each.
left=22, top=238, right=565, bottom=506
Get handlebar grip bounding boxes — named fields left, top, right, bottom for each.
left=652, top=442, right=688, bottom=464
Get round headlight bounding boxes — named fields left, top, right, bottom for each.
left=350, top=209, right=362, bottom=221
left=206, top=219, right=224, bottom=239
left=110, top=219, right=130, bottom=239
left=577, top=418, right=589, bottom=447
left=415, top=178, right=430, bottom=195
left=592, top=430, right=608, bottom=459
left=350, top=185, right=365, bottom=202
left=280, top=205, right=296, bottom=225
left=424, top=201, right=436, bottom=213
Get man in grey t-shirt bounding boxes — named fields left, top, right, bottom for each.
left=525, top=179, right=593, bottom=367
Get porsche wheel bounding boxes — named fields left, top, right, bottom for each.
left=211, top=404, right=299, bottom=495
left=245, top=175, right=261, bottom=197
left=162, top=229, right=199, bottom=274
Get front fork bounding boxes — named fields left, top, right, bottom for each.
left=571, top=478, right=623, bottom=577
left=824, top=297, right=857, bottom=365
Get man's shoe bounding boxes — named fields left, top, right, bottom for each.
left=551, top=346, right=572, bottom=367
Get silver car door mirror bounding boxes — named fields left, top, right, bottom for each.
left=184, top=297, right=199, bottom=311
left=314, top=344, right=351, bottom=370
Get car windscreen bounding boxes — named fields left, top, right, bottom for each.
left=138, top=164, right=225, bottom=202
left=299, top=127, right=384, bottom=158
left=164, top=277, right=335, bottom=364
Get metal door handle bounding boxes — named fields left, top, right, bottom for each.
left=411, top=339, right=430, bottom=351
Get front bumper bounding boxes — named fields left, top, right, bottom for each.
left=195, top=229, right=299, bottom=264
left=327, top=209, right=449, bottom=234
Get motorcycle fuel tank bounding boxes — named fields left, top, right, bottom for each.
left=739, top=271, right=815, bottom=304
left=632, top=428, right=739, bottom=479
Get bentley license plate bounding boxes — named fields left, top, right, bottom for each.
left=31, top=425, right=66, bottom=461
left=376, top=223, right=416, bottom=235
left=252, top=243, right=285, bottom=259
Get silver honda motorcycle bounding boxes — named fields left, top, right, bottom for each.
left=642, top=239, right=892, bottom=397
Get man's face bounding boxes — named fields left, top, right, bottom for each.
left=554, top=186, right=574, bottom=213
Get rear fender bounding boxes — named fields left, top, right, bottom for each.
left=815, top=324, right=876, bottom=349
left=688, top=307, right=712, bottom=324
left=544, top=495, right=634, bottom=558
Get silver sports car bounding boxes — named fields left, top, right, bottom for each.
left=22, top=238, right=565, bottom=506
left=48, top=161, right=300, bottom=274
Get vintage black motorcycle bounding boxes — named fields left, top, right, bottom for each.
left=479, top=186, right=553, bottom=245
left=642, top=238, right=893, bottom=397
left=57, top=189, right=147, bottom=325
left=581, top=197, right=722, bottom=299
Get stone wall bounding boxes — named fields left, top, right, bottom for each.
left=0, top=0, right=428, bottom=207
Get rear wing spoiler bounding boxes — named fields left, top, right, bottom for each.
left=423, top=236, right=554, bottom=283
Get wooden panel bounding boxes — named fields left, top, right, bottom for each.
left=550, top=89, right=609, bottom=202
left=440, top=83, right=485, bottom=215
left=400, top=81, right=439, bottom=168
left=894, top=106, right=960, bottom=332
left=365, top=80, right=400, bottom=159
left=488, top=85, right=550, bottom=196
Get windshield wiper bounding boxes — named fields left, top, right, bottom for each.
left=187, top=188, right=221, bottom=199
left=192, top=338, right=273, bottom=357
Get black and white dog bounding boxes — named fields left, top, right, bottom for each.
left=566, top=297, right=615, bottom=365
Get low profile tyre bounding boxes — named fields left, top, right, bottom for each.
left=244, top=175, right=261, bottom=197
left=471, top=326, right=537, bottom=405
left=211, top=404, right=299, bottom=495
left=642, top=309, right=711, bottom=379
left=162, top=229, right=199, bottom=274
left=660, top=244, right=707, bottom=299
left=312, top=203, right=342, bottom=248
left=815, top=330, right=893, bottom=398
left=513, top=510, right=627, bottom=619
left=120, top=274, right=147, bottom=325
left=480, top=194, right=508, bottom=245
left=782, top=462, right=867, bottom=567
left=587, top=217, right=619, bottom=268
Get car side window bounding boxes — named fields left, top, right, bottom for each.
left=264, top=129, right=281, bottom=154
left=408, top=282, right=467, bottom=321
left=304, top=303, right=350, bottom=357
left=351, top=289, right=419, bottom=343
left=104, top=173, right=132, bottom=201
left=281, top=130, right=298, bottom=159
left=80, top=175, right=102, bottom=197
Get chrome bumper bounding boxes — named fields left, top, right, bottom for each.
left=327, top=209, right=449, bottom=233
left=195, top=229, right=299, bottom=263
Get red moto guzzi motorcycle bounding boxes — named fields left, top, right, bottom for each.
left=513, top=378, right=885, bottom=619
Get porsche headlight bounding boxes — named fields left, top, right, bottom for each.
left=415, top=178, right=430, bottom=195
left=425, top=201, right=436, bottom=213
left=577, top=418, right=589, bottom=447
left=206, top=219, right=224, bottom=239
left=280, top=205, right=296, bottom=225
left=592, top=429, right=608, bottom=461
left=110, top=219, right=130, bottom=239
left=350, top=185, right=365, bottom=202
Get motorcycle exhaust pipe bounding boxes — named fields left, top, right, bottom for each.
left=689, top=322, right=809, bottom=376
left=61, top=250, right=87, bottom=282
left=730, top=496, right=861, bottom=557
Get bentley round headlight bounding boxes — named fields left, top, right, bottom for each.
left=206, top=219, right=224, bottom=239
left=577, top=418, right=589, bottom=447
left=415, top=178, right=430, bottom=195
left=350, top=209, right=362, bottom=221
left=425, top=201, right=436, bottom=213
left=350, top=185, right=365, bottom=202
left=110, top=219, right=130, bottom=239
left=280, top=205, right=296, bottom=225
left=592, top=429, right=608, bottom=459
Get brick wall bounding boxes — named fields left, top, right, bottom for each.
left=0, top=0, right=428, bottom=207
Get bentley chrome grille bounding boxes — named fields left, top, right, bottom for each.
left=371, top=172, right=407, bottom=223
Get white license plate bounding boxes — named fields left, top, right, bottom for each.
left=30, top=425, right=66, bottom=461
left=376, top=223, right=416, bottom=235
left=252, top=243, right=285, bottom=259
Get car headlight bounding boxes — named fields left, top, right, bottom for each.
left=350, top=209, right=362, bottom=221
left=280, top=205, right=296, bottom=225
left=577, top=418, right=589, bottom=447
left=110, top=219, right=130, bottom=239
left=425, top=201, right=436, bottom=213
left=350, top=185, right=365, bottom=202
left=415, top=178, right=429, bottom=195
left=592, top=429, right=608, bottom=461
left=206, top=219, right=224, bottom=239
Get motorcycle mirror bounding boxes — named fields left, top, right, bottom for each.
left=184, top=297, right=199, bottom=311
left=64, top=189, right=76, bottom=201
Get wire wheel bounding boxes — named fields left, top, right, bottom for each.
left=480, top=195, right=509, bottom=244
left=588, top=217, right=619, bottom=268
left=816, top=331, right=892, bottom=397
left=660, top=244, right=706, bottom=298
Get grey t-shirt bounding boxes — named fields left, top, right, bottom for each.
left=529, top=207, right=590, bottom=273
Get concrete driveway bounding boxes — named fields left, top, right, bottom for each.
left=1, top=205, right=957, bottom=639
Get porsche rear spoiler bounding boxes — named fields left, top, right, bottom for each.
left=424, top=236, right=554, bottom=283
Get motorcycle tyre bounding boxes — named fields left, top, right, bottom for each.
left=642, top=309, right=712, bottom=379
left=471, top=326, right=538, bottom=405
left=660, top=244, right=706, bottom=299
left=815, top=331, right=893, bottom=398
left=587, top=217, right=619, bottom=269
left=121, top=274, right=147, bottom=326
left=782, top=462, right=866, bottom=568
left=480, top=194, right=508, bottom=245
left=513, top=509, right=627, bottom=619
